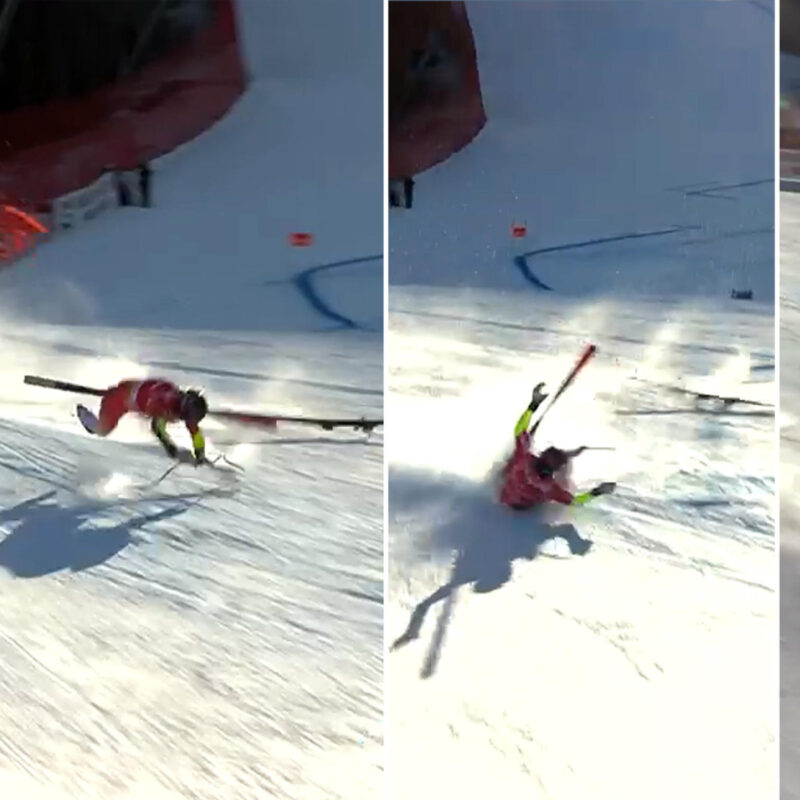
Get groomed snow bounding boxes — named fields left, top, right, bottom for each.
left=388, top=3, right=775, bottom=798
left=782, top=191, right=800, bottom=799
left=0, top=1, right=383, bottom=798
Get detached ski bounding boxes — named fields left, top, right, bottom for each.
left=209, top=410, right=382, bottom=433
left=633, top=378, right=773, bottom=409
left=530, top=343, right=596, bottom=432
left=549, top=343, right=596, bottom=405
left=25, top=375, right=104, bottom=396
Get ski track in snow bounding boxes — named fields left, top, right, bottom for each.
left=388, top=3, right=774, bottom=798
left=0, top=0, right=383, bottom=797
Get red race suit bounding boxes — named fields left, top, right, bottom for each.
left=499, top=429, right=574, bottom=509
left=96, top=379, right=197, bottom=437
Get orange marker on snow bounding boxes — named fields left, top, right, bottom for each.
left=288, top=232, right=314, bottom=247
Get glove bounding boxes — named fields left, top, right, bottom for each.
left=529, top=382, right=548, bottom=411
left=590, top=481, right=616, bottom=496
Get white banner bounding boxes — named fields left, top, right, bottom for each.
left=51, top=171, right=119, bottom=230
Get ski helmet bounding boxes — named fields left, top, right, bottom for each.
left=180, top=388, right=207, bottom=422
left=535, top=446, right=568, bottom=478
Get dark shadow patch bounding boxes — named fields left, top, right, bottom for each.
left=212, top=435, right=380, bottom=448
left=0, top=490, right=191, bottom=578
left=389, top=468, right=592, bottom=679
left=616, top=408, right=773, bottom=419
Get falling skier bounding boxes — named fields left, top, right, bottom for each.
left=77, top=378, right=208, bottom=463
left=498, top=382, right=616, bottom=509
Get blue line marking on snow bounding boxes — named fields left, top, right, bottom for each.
left=293, top=254, right=382, bottom=330
left=665, top=178, right=772, bottom=201
left=262, top=254, right=380, bottom=330
left=512, top=255, right=553, bottom=291
left=514, top=226, right=698, bottom=292
left=683, top=178, right=773, bottom=201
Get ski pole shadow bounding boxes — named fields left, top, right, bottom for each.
left=212, top=435, right=381, bottom=447
left=0, top=489, right=190, bottom=578
left=390, top=467, right=592, bottom=679
left=616, top=408, right=773, bottom=419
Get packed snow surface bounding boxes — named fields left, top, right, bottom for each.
left=388, top=3, right=774, bottom=798
left=0, top=1, right=383, bottom=798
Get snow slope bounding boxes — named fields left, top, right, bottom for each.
left=0, top=2, right=382, bottom=798
left=782, top=192, right=800, bottom=799
left=388, top=3, right=775, bottom=798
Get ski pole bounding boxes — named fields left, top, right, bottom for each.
left=221, top=454, right=245, bottom=472
left=148, top=460, right=180, bottom=488
left=202, top=454, right=244, bottom=473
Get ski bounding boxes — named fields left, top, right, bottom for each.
left=24, top=375, right=105, bottom=396
left=530, top=343, right=596, bottom=432
left=76, top=404, right=101, bottom=434
left=632, top=378, right=773, bottom=409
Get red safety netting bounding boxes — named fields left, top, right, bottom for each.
left=389, top=1, right=486, bottom=179
left=0, top=0, right=246, bottom=210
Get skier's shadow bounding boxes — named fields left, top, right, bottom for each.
left=390, top=468, right=592, bottom=679
left=0, top=490, right=189, bottom=578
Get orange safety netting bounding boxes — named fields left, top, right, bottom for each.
left=0, top=204, right=48, bottom=262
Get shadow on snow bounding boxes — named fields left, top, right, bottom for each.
left=0, top=490, right=192, bottom=578
left=389, top=467, right=592, bottom=679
